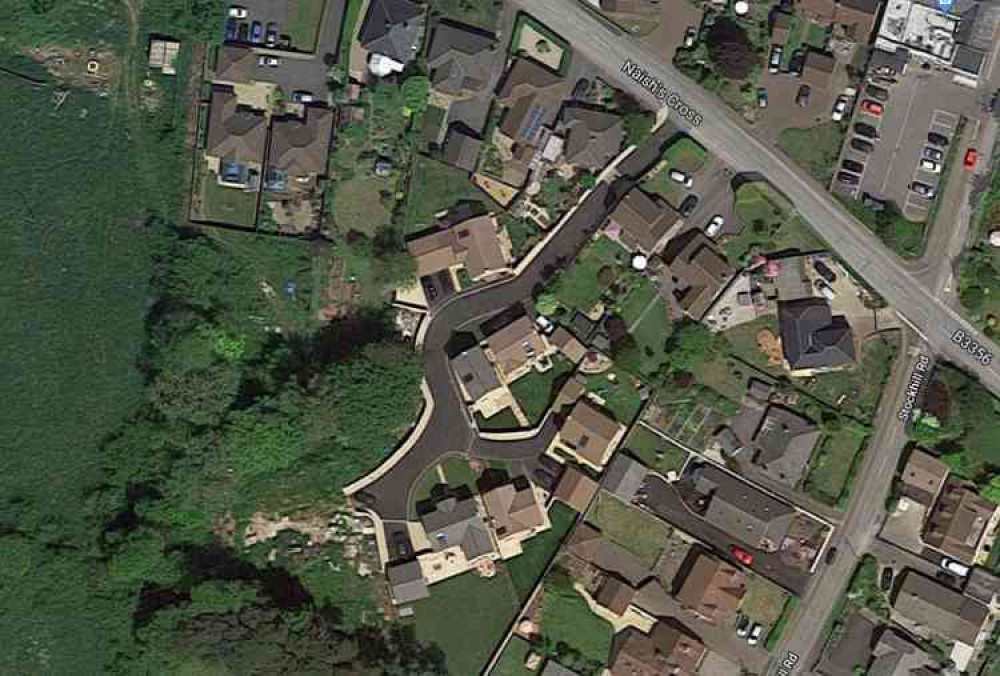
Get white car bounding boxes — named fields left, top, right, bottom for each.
left=768, top=45, right=782, bottom=73
left=920, top=158, right=942, bottom=174
left=683, top=26, right=697, bottom=48
left=669, top=169, right=693, bottom=188
left=228, top=5, right=247, bottom=18
left=736, top=616, right=751, bottom=638
left=831, top=95, right=848, bottom=122
left=257, top=55, right=280, bottom=68
left=535, top=315, right=555, bottom=335
left=747, top=623, right=764, bottom=646
left=705, top=215, right=724, bottom=237
left=941, top=557, right=970, bottom=577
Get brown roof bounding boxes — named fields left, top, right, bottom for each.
left=609, top=188, right=679, bottom=254
left=496, top=58, right=569, bottom=146
left=268, top=107, right=334, bottom=177
left=900, top=449, right=949, bottom=506
left=662, top=229, right=734, bottom=319
left=559, top=104, right=625, bottom=172
left=407, top=215, right=509, bottom=279
left=924, top=476, right=997, bottom=563
left=893, top=571, right=988, bottom=645
left=213, top=44, right=257, bottom=83
left=485, top=316, right=547, bottom=378
left=798, top=0, right=837, bottom=21
left=441, top=124, right=483, bottom=173
left=550, top=326, right=587, bottom=364
left=596, top=574, right=637, bottom=615
left=566, top=524, right=653, bottom=585
left=559, top=399, right=625, bottom=466
left=835, top=1, right=880, bottom=41
left=553, top=465, right=599, bottom=512
left=675, top=552, right=747, bottom=624
left=205, top=85, right=267, bottom=165
left=803, top=51, right=837, bottom=89
left=611, top=623, right=706, bottom=676
left=482, top=480, right=546, bottom=539
left=772, top=11, right=794, bottom=42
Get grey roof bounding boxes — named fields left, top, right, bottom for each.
left=558, top=103, right=625, bottom=172
left=441, top=124, right=483, bottom=173
left=750, top=405, right=822, bottom=487
left=420, top=496, right=496, bottom=560
left=387, top=560, right=430, bottom=604
left=778, top=298, right=856, bottom=371
left=602, top=453, right=648, bottom=501
left=205, top=85, right=267, bottom=164
left=566, top=523, right=653, bottom=585
left=893, top=571, right=989, bottom=645
left=953, top=45, right=986, bottom=75
left=870, top=47, right=909, bottom=74
left=268, top=107, right=334, bottom=176
left=358, top=0, right=425, bottom=64
left=869, top=628, right=940, bottom=676
left=966, top=567, right=1000, bottom=606
left=541, top=661, right=581, bottom=676
left=816, top=612, right=878, bottom=676
left=451, top=346, right=501, bottom=400
left=426, top=20, right=498, bottom=95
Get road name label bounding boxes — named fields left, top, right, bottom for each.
left=620, top=60, right=704, bottom=126
left=776, top=651, right=799, bottom=676
left=897, top=354, right=931, bottom=423
left=951, top=329, right=993, bottom=365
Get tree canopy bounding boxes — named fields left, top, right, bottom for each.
left=705, top=18, right=757, bottom=80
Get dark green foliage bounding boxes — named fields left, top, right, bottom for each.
left=623, top=110, right=655, bottom=146
left=661, top=321, right=730, bottom=373
left=706, top=18, right=757, bottom=79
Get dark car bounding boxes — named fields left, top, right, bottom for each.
left=237, top=21, right=250, bottom=42
left=825, top=546, right=838, bottom=564
left=814, top=259, right=837, bottom=283
left=390, top=531, right=412, bottom=560
left=837, top=171, right=860, bottom=185
left=841, top=159, right=864, bottom=173
left=865, top=84, right=890, bottom=102
left=225, top=17, right=238, bottom=41
left=250, top=20, right=264, bottom=44
left=851, top=137, right=875, bottom=153
left=910, top=181, right=936, bottom=198
left=796, top=84, right=811, bottom=107
left=680, top=194, right=699, bottom=216
left=854, top=122, right=878, bottom=139
left=788, top=50, right=805, bottom=76
left=265, top=22, right=278, bottom=46
left=880, top=567, right=894, bottom=591
left=927, top=131, right=949, bottom=147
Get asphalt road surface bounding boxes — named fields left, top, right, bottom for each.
left=515, top=0, right=1000, bottom=394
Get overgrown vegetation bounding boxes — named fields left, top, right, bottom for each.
left=778, top=122, right=846, bottom=186
left=838, top=195, right=926, bottom=260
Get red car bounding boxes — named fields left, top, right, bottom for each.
left=965, top=148, right=979, bottom=170
left=731, top=545, right=754, bottom=566
left=860, top=99, right=884, bottom=117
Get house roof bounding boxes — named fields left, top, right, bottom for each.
left=427, top=20, right=498, bottom=95
left=553, top=465, right=599, bottom=512
left=816, top=611, right=878, bottom=676
left=560, top=399, right=625, bottom=467
left=835, top=0, right=881, bottom=41
left=772, top=10, right=794, bottom=42
left=559, top=103, right=625, bottom=172
left=566, top=523, right=653, bottom=585
left=386, top=560, right=429, bottom=604
left=205, top=85, right=267, bottom=165
left=798, top=0, right=837, bottom=21
left=214, top=44, right=258, bottom=83
left=420, top=495, right=496, bottom=560
left=924, top=476, right=996, bottom=563
left=268, top=107, right=335, bottom=176
left=803, top=50, right=837, bottom=89
left=482, top=480, right=546, bottom=539
left=359, top=0, right=425, bottom=63
left=893, top=570, right=988, bottom=645
left=662, top=229, right=734, bottom=319
left=441, top=124, right=484, bottom=173
left=869, top=627, right=940, bottom=676
left=596, top=574, right=637, bottom=615
left=750, top=404, right=822, bottom=486
left=550, top=327, right=587, bottom=364
left=407, top=215, right=508, bottom=280
left=609, top=188, right=679, bottom=255
left=610, top=623, right=706, bottom=676
left=541, top=662, right=582, bottom=676
left=451, top=346, right=502, bottom=401
left=496, top=57, right=568, bottom=147
left=900, top=449, right=949, bottom=506
left=603, top=453, right=648, bottom=501
left=778, top=297, right=856, bottom=371
left=675, top=552, right=747, bottom=623
left=485, top=316, right=547, bottom=378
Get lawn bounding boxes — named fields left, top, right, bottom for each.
left=285, top=0, right=326, bottom=51
left=540, top=570, right=614, bottom=665
left=404, top=154, right=498, bottom=232
left=197, top=166, right=259, bottom=227
left=804, top=426, right=868, bottom=506
left=838, top=195, right=926, bottom=260
left=641, top=165, right=686, bottom=208
left=623, top=425, right=689, bottom=473
left=506, top=503, right=577, bottom=601
left=430, top=0, right=501, bottom=29
left=726, top=181, right=825, bottom=263
left=509, top=357, right=574, bottom=425
left=493, top=636, right=535, bottom=676
left=800, top=333, right=899, bottom=420
left=662, top=135, right=708, bottom=174
left=549, top=235, right=624, bottom=313
left=512, top=12, right=572, bottom=74
left=805, top=22, right=829, bottom=49
left=477, top=408, right=522, bottom=431
left=410, top=570, right=521, bottom=675
left=584, top=366, right=644, bottom=424
left=624, top=298, right=672, bottom=376
left=440, top=454, right=478, bottom=488
left=618, top=275, right=659, bottom=327
left=765, top=597, right=800, bottom=650
left=778, top=122, right=846, bottom=186
left=587, top=492, right=672, bottom=568
left=338, top=0, right=364, bottom=66
left=742, top=575, right=790, bottom=626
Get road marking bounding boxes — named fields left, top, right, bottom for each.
left=879, top=79, right=920, bottom=194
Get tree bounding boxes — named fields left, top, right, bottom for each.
left=623, top=110, right=654, bottom=146
left=402, top=76, right=429, bottom=117
left=149, top=365, right=241, bottom=428
left=535, top=292, right=560, bottom=316
left=705, top=18, right=757, bottom=79
left=662, top=321, right=729, bottom=373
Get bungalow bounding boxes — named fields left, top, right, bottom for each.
left=496, top=57, right=570, bottom=149
left=662, top=229, right=734, bottom=320
left=924, top=476, right=998, bottom=564
left=406, top=214, right=513, bottom=282
left=778, top=297, right=856, bottom=375
left=484, top=316, right=551, bottom=383
left=359, top=0, right=425, bottom=76
left=205, top=85, right=267, bottom=188
left=607, top=187, right=679, bottom=255
left=426, top=20, right=500, bottom=97
left=552, top=398, right=627, bottom=471
left=557, top=103, right=625, bottom=172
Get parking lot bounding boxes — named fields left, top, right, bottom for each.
left=226, top=0, right=333, bottom=53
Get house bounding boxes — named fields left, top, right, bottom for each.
left=550, top=327, right=587, bottom=364
left=406, top=214, right=512, bottom=281
left=900, top=449, right=949, bottom=507
left=868, top=627, right=941, bottom=676
left=419, top=494, right=496, bottom=562
left=798, top=0, right=837, bottom=24
left=554, top=399, right=627, bottom=471
left=662, top=229, right=734, bottom=320
left=771, top=10, right=795, bottom=43
left=451, top=346, right=503, bottom=402
left=426, top=20, right=499, bottom=97
left=387, top=559, right=430, bottom=605
left=892, top=570, right=989, bottom=646
left=603, top=453, right=649, bottom=501
left=553, top=465, right=599, bottom=512
left=359, top=0, right=425, bottom=76
left=484, top=316, right=550, bottom=382
left=557, top=103, right=625, bottom=172
left=267, top=106, right=335, bottom=188
left=595, top=573, right=638, bottom=615
left=205, top=85, right=267, bottom=187
left=148, top=38, right=180, bottom=75
left=747, top=405, right=823, bottom=487
left=836, top=0, right=882, bottom=43
left=482, top=478, right=550, bottom=547
left=802, top=50, right=837, bottom=89
left=607, top=188, right=679, bottom=255
left=496, top=57, right=569, bottom=148
left=778, top=297, right=856, bottom=374
left=610, top=623, right=707, bottom=676
left=816, top=612, right=879, bottom=676
left=689, top=462, right=797, bottom=551
left=565, top=523, right=653, bottom=585
left=675, top=552, right=747, bottom=625
left=213, top=44, right=260, bottom=84
left=923, top=476, right=997, bottom=564
left=441, top=123, right=484, bottom=173
left=713, top=427, right=744, bottom=457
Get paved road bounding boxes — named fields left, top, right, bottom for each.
left=515, top=0, right=1000, bottom=394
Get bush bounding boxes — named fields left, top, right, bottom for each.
left=705, top=18, right=757, bottom=79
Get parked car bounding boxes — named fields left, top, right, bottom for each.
left=736, top=616, right=751, bottom=638
left=769, top=45, right=783, bottom=73
left=680, top=194, right=699, bottom=216
left=965, top=147, right=979, bottom=170
left=816, top=280, right=836, bottom=300
left=757, top=87, right=768, bottom=108
left=813, top=259, right=837, bottom=283
left=880, top=566, right=894, bottom=591
left=837, top=171, right=860, bottom=186
left=265, top=22, right=279, bottom=47
left=706, top=215, right=725, bottom=238
left=922, top=146, right=944, bottom=162
left=669, top=169, right=693, bottom=188
left=910, top=181, right=936, bottom=198
left=257, top=55, right=280, bottom=67
left=730, top=545, right=754, bottom=566
left=788, top=50, right=804, bottom=77
left=535, top=315, right=555, bottom=335
left=796, top=84, right=811, bottom=107
left=225, top=17, right=238, bottom=41
left=865, top=84, right=890, bottom=101
left=927, top=131, right=949, bottom=147
left=831, top=95, right=849, bottom=121
left=920, top=158, right=942, bottom=174
left=748, top=623, right=764, bottom=646
left=841, top=159, right=864, bottom=173
left=825, top=546, right=838, bottom=564
left=228, top=4, right=247, bottom=18
left=250, top=20, right=264, bottom=43
left=851, top=137, right=875, bottom=153
left=854, top=122, right=878, bottom=139
left=291, top=90, right=316, bottom=103
left=683, top=26, right=697, bottom=47
left=390, top=531, right=411, bottom=560
left=941, top=557, right=971, bottom=577
left=860, top=99, right=884, bottom=116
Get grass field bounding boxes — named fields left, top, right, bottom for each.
left=778, top=122, right=846, bottom=186
left=197, top=166, right=259, bottom=227
left=623, top=425, right=689, bottom=473
left=540, top=571, right=614, bottom=665
left=742, top=575, right=790, bottom=626
left=584, top=366, right=644, bottom=424
left=587, top=493, right=671, bottom=568
left=430, top=0, right=502, bottom=29
left=765, top=597, right=800, bottom=650
left=663, top=136, right=708, bottom=174
left=838, top=194, right=926, bottom=260
left=727, top=182, right=825, bottom=263
left=507, top=503, right=577, bottom=600
left=805, top=22, right=829, bottom=49
left=510, top=357, right=574, bottom=425
left=801, top=334, right=899, bottom=420
left=285, top=0, right=326, bottom=51
left=477, top=408, right=522, bottom=430
left=493, top=636, right=535, bottom=676
left=404, top=154, right=498, bottom=232
left=805, top=427, right=868, bottom=506
left=550, top=235, right=623, bottom=312
left=338, top=0, right=364, bottom=67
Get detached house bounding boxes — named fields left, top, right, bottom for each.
left=607, top=188, right=680, bottom=255
left=406, top=214, right=513, bottom=282
left=426, top=20, right=500, bottom=98
left=924, top=476, right=998, bottom=564
left=662, top=229, right=734, bottom=320
left=552, top=398, right=627, bottom=471
left=557, top=103, right=625, bottom=172
left=610, top=623, right=707, bottom=676
left=359, top=0, right=425, bottom=76
left=484, top=316, right=551, bottom=383
left=266, top=106, right=334, bottom=191
left=418, top=494, right=497, bottom=582
left=482, top=478, right=551, bottom=556
left=205, top=85, right=267, bottom=188
left=778, top=297, right=856, bottom=375
left=746, top=405, right=823, bottom=487
left=675, top=552, right=747, bottom=625
left=496, top=57, right=570, bottom=149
